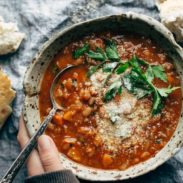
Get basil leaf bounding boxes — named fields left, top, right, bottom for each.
left=104, top=80, right=122, bottom=102
left=73, top=43, right=89, bottom=59
left=103, top=62, right=118, bottom=72
left=152, top=65, right=167, bottom=82
left=116, top=62, right=129, bottom=74
left=105, top=40, right=119, bottom=61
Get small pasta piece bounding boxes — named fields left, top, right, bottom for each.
left=78, top=126, right=95, bottom=136
left=62, top=137, right=77, bottom=150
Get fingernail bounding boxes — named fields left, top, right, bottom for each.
left=38, top=135, right=52, bottom=151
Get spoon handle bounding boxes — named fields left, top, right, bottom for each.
left=0, top=107, right=57, bottom=183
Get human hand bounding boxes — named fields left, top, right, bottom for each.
left=17, top=117, right=63, bottom=176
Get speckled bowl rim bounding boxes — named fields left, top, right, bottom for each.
left=23, top=12, right=183, bottom=181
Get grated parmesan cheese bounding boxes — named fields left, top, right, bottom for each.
left=90, top=69, right=152, bottom=153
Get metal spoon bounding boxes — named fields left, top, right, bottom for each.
left=0, top=64, right=76, bottom=183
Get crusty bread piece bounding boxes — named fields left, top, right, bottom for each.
left=156, top=0, right=183, bottom=41
left=0, top=68, right=16, bottom=129
left=0, top=16, right=25, bottom=55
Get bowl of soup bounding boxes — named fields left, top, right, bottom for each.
left=23, top=12, right=183, bottom=181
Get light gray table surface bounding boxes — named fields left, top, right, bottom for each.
left=0, top=0, right=183, bottom=182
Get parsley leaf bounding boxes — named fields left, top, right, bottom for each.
left=87, top=47, right=107, bottom=61
left=87, top=62, right=105, bottom=77
left=104, top=80, right=122, bottom=102
left=72, top=43, right=89, bottom=59
left=145, top=66, right=154, bottom=82
left=157, top=86, right=179, bottom=97
left=152, top=90, right=163, bottom=115
left=152, top=65, right=167, bottom=82
left=87, top=50, right=105, bottom=61
left=105, top=39, right=120, bottom=61
left=87, top=65, right=99, bottom=77
left=116, top=62, right=129, bottom=74
left=123, top=70, right=152, bottom=99
left=103, top=62, right=118, bottom=72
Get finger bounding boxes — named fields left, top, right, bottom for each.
left=17, top=117, right=30, bottom=149
left=17, top=117, right=44, bottom=176
left=38, top=135, right=63, bottom=173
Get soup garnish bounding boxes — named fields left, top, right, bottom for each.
left=39, top=33, right=182, bottom=170
left=74, top=39, right=178, bottom=115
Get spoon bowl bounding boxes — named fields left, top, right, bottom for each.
left=50, top=64, right=74, bottom=110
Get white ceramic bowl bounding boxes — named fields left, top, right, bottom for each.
left=23, top=12, right=183, bottom=181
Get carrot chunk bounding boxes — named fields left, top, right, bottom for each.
left=102, top=154, right=113, bottom=167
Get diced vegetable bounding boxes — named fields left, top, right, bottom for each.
left=52, top=113, right=63, bottom=126
left=67, top=147, right=81, bottom=162
left=102, top=154, right=113, bottom=167
left=63, top=110, right=76, bottom=122
left=82, top=106, right=92, bottom=117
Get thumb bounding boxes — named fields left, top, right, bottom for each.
left=38, top=135, right=63, bottom=173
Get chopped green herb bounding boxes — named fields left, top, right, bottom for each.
left=87, top=50, right=105, bottom=61
left=87, top=65, right=99, bottom=77
left=123, top=70, right=152, bottom=99
left=145, top=66, right=154, bottom=83
left=103, top=62, right=118, bottom=72
left=152, top=90, right=164, bottom=115
left=152, top=65, right=167, bottom=82
left=157, top=86, right=179, bottom=97
left=104, top=79, right=122, bottom=102
left=86, top=47, right=107, bottom=61
left=72, top=39, right=177, bottom=116
left=116, top=62, right=129, bottom=74
left=145, top=65, right=167, bottom=83
left=96, top=47, right=107, bottom=60
left=72, top=43, right=89, bottom=59
left=87, top=62, right=105, bottom=77
left=105, top=39, right=120, bottom=61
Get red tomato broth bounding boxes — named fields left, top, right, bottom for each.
left=39, top=32, right=182, bottom=170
